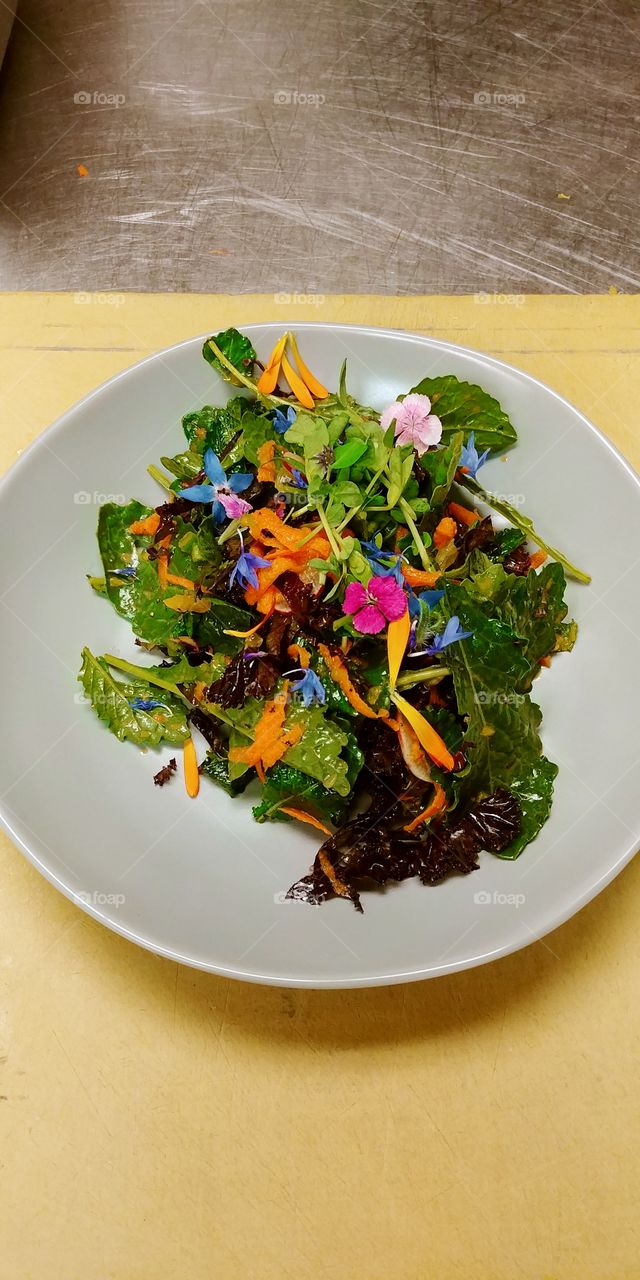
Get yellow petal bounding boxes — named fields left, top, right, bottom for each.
left=387, top=609, right=411, bottom=690
left=391, top=692, right=454, bottom=771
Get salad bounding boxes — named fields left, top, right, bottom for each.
left=79, top=328, right=589, bottom=911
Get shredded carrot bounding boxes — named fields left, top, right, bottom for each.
left=529, top=550, right=547, bottom=569
left=318, top=849, right=352, bottom=900
left=387, top=610, right=411, bottom=690
left=287, top=643, right=311, bottom=668
left=157, top=554, right=169, bottom=588
left=403, top=782, right=448, bottom=832
left=257, top=439, right=277, bottom=483
left=280, top=806, right=332, bottom=836
left=244, top=555, right=301, bottom=605
left=228, top=685, right=304, bottom=773
left=257, top=335, right=288, bottom=394
left=317, top=644, right=380, bottom=719
left=401, top=565, right=442, bottom=588
left=183, top=736, right=200, bottom=798
left=539, top=655, right=552, bottom=668
left=129, top=512, right=160, bottom=536
left=391, top=693, right=455, bottom=771
left=433, top=516, right=457, bottom=549
left=287, top=333, right=329, bottom=400
left=448, top=501, right=480, bottom=528
left=166, top=572, right=196, bottom=590
left=164, top=593, right=211, bottom=613
left=281, top=353, right=315, bottom=409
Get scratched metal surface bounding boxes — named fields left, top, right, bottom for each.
left=0, top=0, right=637, bottom=294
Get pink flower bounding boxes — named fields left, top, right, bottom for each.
left=343, top=575, right=407, bottom=635
left=217, top=491, right=252, bottom=519
left=380, top=393, right=442, bottom=453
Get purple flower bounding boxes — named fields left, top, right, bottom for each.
left=342, top=575, right=407, bottom=635
left=273, top=405, right=297, bottom=434
left=181, top=449, right=253, bottom=523
left=416, top=615, right=473, bottom=656
left=284, top=667, right=326, bottom=707
left=128, top=696, right=166, bottom=712
left=459, top=432, right=489, bottom=479
left=229, top=531, right=270, bottom=591
left=290, top=468, right=307, bottom=489
left=380, top=393, right=442, bottom=454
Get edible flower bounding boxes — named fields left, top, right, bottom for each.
left=416, top=615, right=473, bottom=656
left=290, top=468, right=307, bottom=489
left=361, top=540, right=405, bottom=585
left=181, top=449, right=253, bottom=523
left=380, top=393, right=442, bottom=454
left=284, top=667, right=326, bottom=708
left=407, top=586, right=445, bottom=621
left=128, top=696, right=166, bottom=712
left=343, top=575, right=407, bottom=636
left=229, top=531, right=270, bottom=591
left=273, top=405, right=297, bottom=434
left=110, top=566, right=136, bottom=579
left=459, top=431, right=489, bottom=478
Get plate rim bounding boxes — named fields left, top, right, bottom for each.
left=1, top=320, right=638, bottom=988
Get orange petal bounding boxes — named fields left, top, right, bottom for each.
left=183, top=736, right=200, bottom=798
left=223, top=609, right=273, bottom=638
left=387, top=609, right=411, bottom=690
left=257, top=334, right=288, bottom=393
left=288, top=333, right=329, bottom=399
left=280, top=354, right=315, bottom=409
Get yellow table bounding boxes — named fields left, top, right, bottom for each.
left=0, top=294, right=638, bottom=1280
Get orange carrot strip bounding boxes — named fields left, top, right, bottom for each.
left=244, top=555, right=301, bottom=605
left=280, top=807, right=332, bottom=836
left=157, top=554, right=169, bottom=588
left=183, top=737, right=199, bottom=798
left=166, top=572, right=196, bottom=590
left=287, top=643, right=310, bottom=668
left=287, top=333, right=329, bottom=399
left=401, top=565, right=442, bottom=588
left=433, top=516, right=457, bottom=549
left=448, top=501, right=479, bottom=528
left=391, top=693, right=455, bottom=771
left=317, top=644, right=380, bottom=719
left=403, top=782, right=448, bottom=832
left=129, top=513, right=160, bottom=536
left=529, top=550, right=547, bottom=569
left=281, top=353, right=315, bottom=409
left=257, top=439, right=277, bottom=483
left=387, top=610, right=411, bottom=690
left=318, top=849, right=352, bottom=900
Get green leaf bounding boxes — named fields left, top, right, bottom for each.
left=492, top=527, right=525, bottom=558
left=96, top=502, right=188, bottom=645
left=78, top=648, right=189, bottom=747
left=182, top=403, right=243, bottom=455
left=240, top=412, right=277, bottom=464
left=104, top=652, right=226, bottom=694
left=555, top=620, right=578, bottom=652
left=497, top=756, right=558, bottom=858
left=253, top=763, right=349, bottom=826
left=461, top=554, right=571, bottom=685
left=332, top=439, right=368, bottom=470
left=457, top=474, right=591, bottom=584
left=419, top=432, right=463, bottom=508
left=193, top=597, right=256, bottom=656
left=201, top=748, right=252, bottom=796
left=409, top=374, right=517, bottom=453
left=283, top=703, right=353, bottom=796
left=202, top=329, right=256, bottom=386
left=386, top=446, right=413, bottom=508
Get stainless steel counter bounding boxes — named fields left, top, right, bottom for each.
left=0, top=0, right=637, bottom=294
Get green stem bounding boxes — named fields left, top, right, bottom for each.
left=317, top=502, right=343, bottom=560
left=456, top=474, right=591, bottom=584
left=206, top=337, right=291, bottom=409
left=396, top=665, right=450, bottom=690
left=399, top=498, right=433, bottom=572
left=336, top=461, right=388, bottom=533
left=147, top=464, right=173, bottom=493
left=103, top=655, right=190, bottom=705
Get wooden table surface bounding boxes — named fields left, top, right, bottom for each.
left=0, top=0, right=639, bottom=294
left=0, top=292, right=638, bottom=1280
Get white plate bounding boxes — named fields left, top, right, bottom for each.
left=1, top=324, right=638, bottom=987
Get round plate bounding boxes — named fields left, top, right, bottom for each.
left=1, top=324, right=638, bottom=987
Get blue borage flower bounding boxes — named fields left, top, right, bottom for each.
left=110, top=566, right=136, bottom=579
left=290, top=468, right=307, bottom=490
left=283, top=667, right=326, bottom=708
left=273, top=405, right=297, bottom=435
left=460, top=431, right=490, bottom=479
left=181, top=449, right=254, bottom=523
left=128, top=697, right=166, bottom=712
left=360, top=540, right=405, bottom=585
left=229, top=531, right=270, bottom=591
left=413, top=615, right=473, bottom=657
left=407, top=585, right=446, bottom=648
